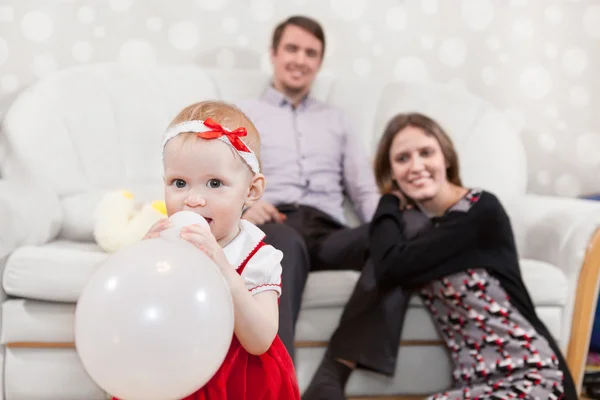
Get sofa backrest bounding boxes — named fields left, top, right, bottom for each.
left=0, top=63, right=526, bottom=239
left=326, top=79, right=528, bottom=200
left=0, top=64, right=216, bottom=196
left=208, top=68, right=527, bottom=200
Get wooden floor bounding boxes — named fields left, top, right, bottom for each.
left=350, top=396, right=595, bottom=400
left=352, top=397, right=592, bottom=400
left=351, top=397, right=423, bottom=400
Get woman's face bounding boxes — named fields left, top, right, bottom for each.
left=389, top=125, right=449, bottom=203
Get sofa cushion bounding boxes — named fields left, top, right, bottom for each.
left=296, top=345, right=454, bottom=396
left=3, top=241, right=107, bottom=302
left=1, top=297, right=564, bottom=350
left=3, top=240, right=568, bottom=350
left=3, top=346, right=449, bottom=398
left=1, top=65, right=218, bottom=201
left=295, top=304, right=564, bottom=349
left=1, top=300, right=76, bottom=344
left=302, top=259, right=566, bottom=308
left=4, top=348, right=106, bottom=400
left=0, top=197, right=19, bottom=259
left=3, top=240, right=567, bottom=306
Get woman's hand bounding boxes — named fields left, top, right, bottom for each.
left=390, top=190, right=413, bottom=210
left=390, top=189, right=403, bottom=199
left=179, top=224, right=230, bottom=270
left=143, top=218, right=172, bottom=239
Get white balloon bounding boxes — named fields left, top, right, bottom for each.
left=75, top=237, right=234, bottom=400
left=160, top=211, right=210, bottom=241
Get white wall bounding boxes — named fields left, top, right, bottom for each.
left=0, top=0, right=598, bottom=197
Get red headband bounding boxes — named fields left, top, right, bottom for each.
left=195, top=118, right=250, bottom=153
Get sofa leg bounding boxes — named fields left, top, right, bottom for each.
left=567, top=228, right=600, bottom=395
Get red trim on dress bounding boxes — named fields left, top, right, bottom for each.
left=236, top=236, right=266, bottom=274
left=249, top=283, right=282, bottom=292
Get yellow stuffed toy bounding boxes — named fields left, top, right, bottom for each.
left=93, top=190, right=167, bottom=253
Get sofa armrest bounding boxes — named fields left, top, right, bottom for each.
left=0, top=198, right=19, bottom=259
left=0, top=179, right=63, bottom=253
left=504, top=194, right=600, bottom=391
left=506, top=194, right=600, bottom=279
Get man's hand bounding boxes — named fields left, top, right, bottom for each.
left=242, top=200, right=286, bottom=225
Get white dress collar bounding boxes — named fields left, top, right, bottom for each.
left=222, top=220, right=267, bottom=269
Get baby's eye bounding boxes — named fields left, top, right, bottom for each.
left=207, top=179, right=222, bottom=189
left=172, top=179, right=186, bottom=188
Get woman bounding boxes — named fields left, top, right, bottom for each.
left=303, top=113, right=576, bottom=399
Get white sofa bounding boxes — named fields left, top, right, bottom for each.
left=1, top=63, right=600, bottom=400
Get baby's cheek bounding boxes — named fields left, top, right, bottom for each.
left=164, top=189, right=181, bottom=216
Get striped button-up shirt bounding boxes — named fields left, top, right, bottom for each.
left=238, top=86, right=379, bottom=224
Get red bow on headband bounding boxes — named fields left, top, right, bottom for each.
left=196, top=118, right=250, bottom=153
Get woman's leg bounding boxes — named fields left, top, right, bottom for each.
left=302, top=260, right=411, bottom=399
left=330, top=259, right=411, bottom=375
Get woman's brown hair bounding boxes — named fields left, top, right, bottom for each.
left=373, top=112, right=462, bottom=196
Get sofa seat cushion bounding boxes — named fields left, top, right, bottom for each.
left=0, top=302, right=564, bottom=397
left=4, top=239, right=567, bottom=307
left=1, top=300, right=76, bottom=344
left=2, top=345, right=449, bottom=398
left=296, top=345, right=454, bottom=396
left=2, top=241, right=567, bottom=349
left=1, top=298, right=564, bottom=352
left=4, top=348, right=106, bottom=400
left=2, top=346, right=454, bottom=398
left=302, top=259, right=567, bottom=309
left=3, top=241, right=107, bottom=302
left=295, top=304, right=564, bottom=349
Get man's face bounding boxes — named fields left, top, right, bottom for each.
left=271, top=24, right=323, bottom=97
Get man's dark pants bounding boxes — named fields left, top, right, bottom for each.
left=258, top=204, right=369, bottom=360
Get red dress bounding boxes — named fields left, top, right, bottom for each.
left=114, top=221, right=300, bottom=400
left=183, top=335, right=298, bottom=399
left=181, top=240, right=299, bottom=400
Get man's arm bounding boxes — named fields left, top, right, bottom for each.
left=340, top=112, right=380, bottom=222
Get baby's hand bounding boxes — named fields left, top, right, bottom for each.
left=143, top=218, right=172, bottom=239
left=180, top=224, right=230, bottom=269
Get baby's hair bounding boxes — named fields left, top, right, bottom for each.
left=168, top=100, right=261, bottom=161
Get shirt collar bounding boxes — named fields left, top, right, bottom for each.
left=261, top=84, right=311, bottom=110
left=223, top=220, right=266, bottom=270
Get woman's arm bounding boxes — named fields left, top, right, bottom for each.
left=370, top=194, right=489, bottom=286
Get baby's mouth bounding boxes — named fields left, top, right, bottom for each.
left=204, top=218, right=213, bottom=224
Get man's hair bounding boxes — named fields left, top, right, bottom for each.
left=271, top=15, right=326, bottom=57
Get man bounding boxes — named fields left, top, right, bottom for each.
left=238, top=16, right=379, bottom=361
